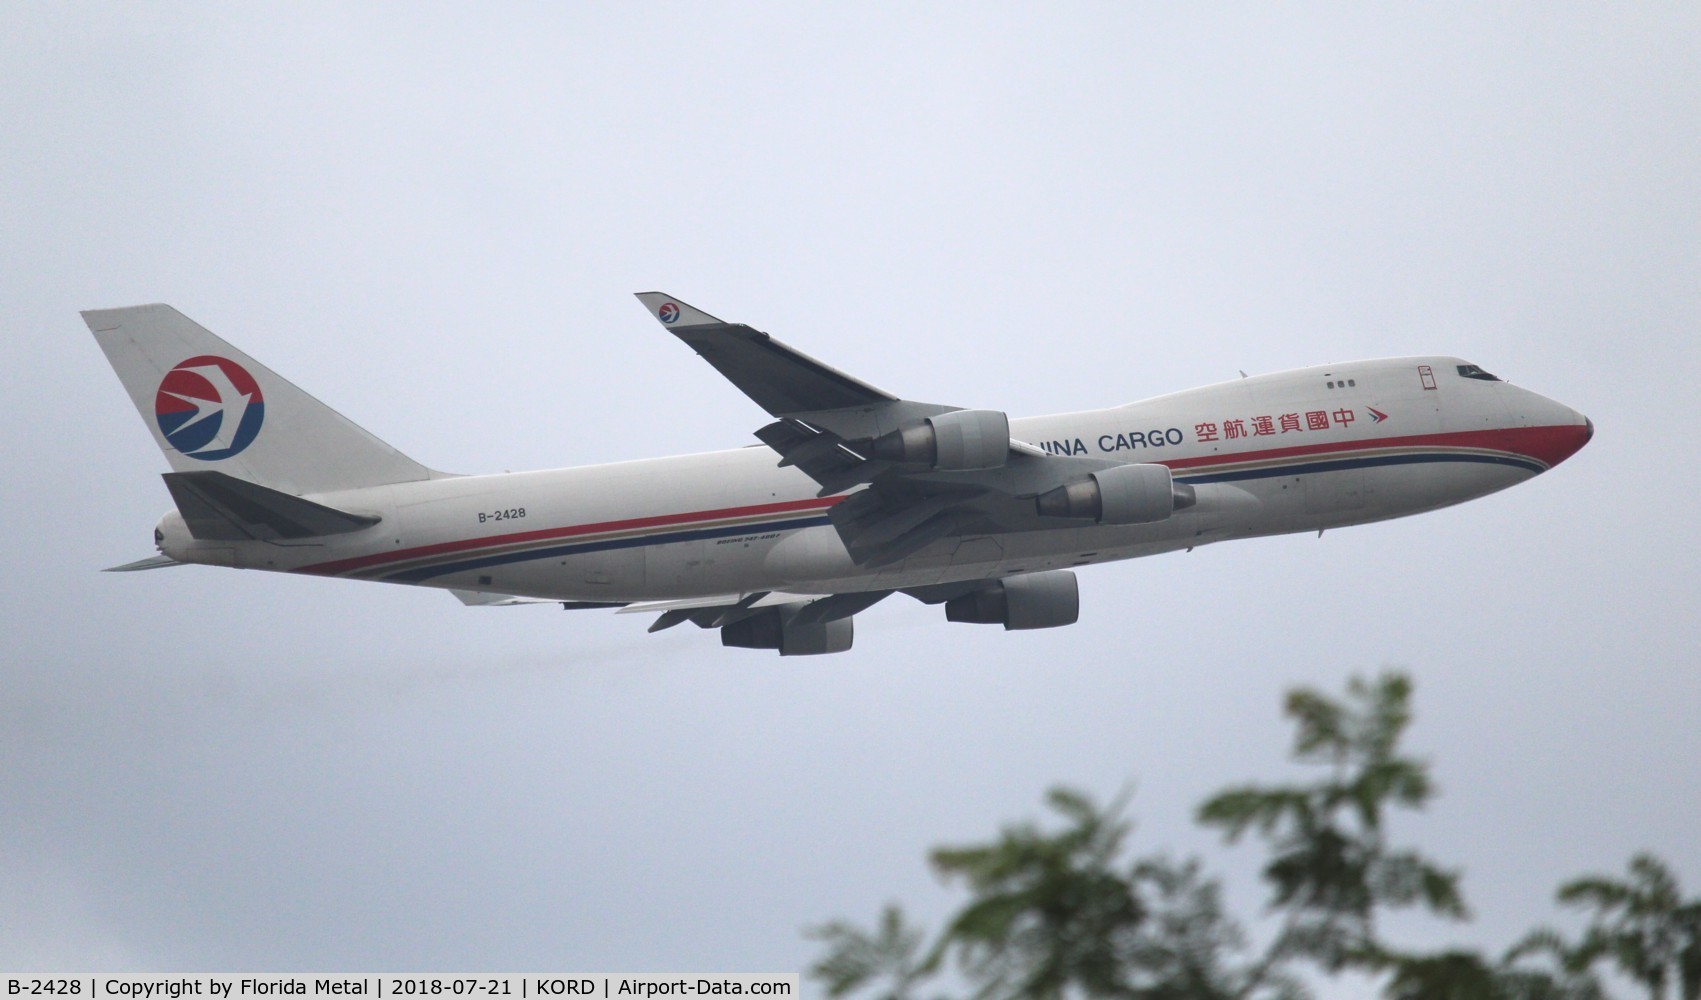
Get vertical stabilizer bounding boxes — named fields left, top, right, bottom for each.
left=84, top=304, right=442, bottom=494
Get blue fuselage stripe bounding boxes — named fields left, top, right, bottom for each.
left=1177, top=451, right=1545, bottom=484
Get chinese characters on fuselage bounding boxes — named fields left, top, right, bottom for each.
left=1037, top=409, right=1359, bottom=456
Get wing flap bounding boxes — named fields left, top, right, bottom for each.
left=617, top=589, right=869, bottom=633
left=789, top=590, right=893, bottom=625
left=752, top=418, right=901, bottom=497
left=615, top=593, right=751, bottom=615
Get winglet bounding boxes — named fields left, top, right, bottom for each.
left=634, top=292, right=726, bottom=328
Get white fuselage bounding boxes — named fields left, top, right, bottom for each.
left=155, top=356, right=1591, bottom=603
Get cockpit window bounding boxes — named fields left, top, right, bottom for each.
left=1457, top=364, right=1501, bottom=381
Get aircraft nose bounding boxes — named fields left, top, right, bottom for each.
left=1504, top=384, right=1592, bottom=470
left=1540, top=407, right=1592, bottom=469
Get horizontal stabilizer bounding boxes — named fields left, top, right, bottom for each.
left=163, top=471, right=381, bottom=541
left=103, top=554, right=183, bottom=572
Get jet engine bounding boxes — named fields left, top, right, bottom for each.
left=945, top=570, right=1079, bottom=630
left=721, top=607, right=854, bottom=655
left=1034, top=463, right=1196, bottom=524
left=868, top=409, right=1010, bottom=470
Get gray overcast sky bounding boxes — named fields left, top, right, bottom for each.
left=3, top=1, right=1697, bottom=989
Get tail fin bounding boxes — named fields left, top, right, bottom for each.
left=83, top=304, right=442, bottom=494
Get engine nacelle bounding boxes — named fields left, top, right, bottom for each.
left=721, top=607, right=854, bottom=655
left=869, top=409, right=1010, bottom=470
left=945, top=570, right=1079, bottom=630
left=1034, top=463, right=1196, bottom=524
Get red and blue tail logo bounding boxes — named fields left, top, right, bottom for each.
left=154, top=356, right=265, bottom=460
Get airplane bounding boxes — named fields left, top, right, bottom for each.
left=86, top=294, right=1592, bottom=654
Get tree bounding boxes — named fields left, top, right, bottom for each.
left=923, top=786, right=1148, bottom=998
left=1196, top=673, right=1467, bottom=974
left=808, top=787, right=1295, bottom=999
left=809, top=904, right=939, bottom=1000
left=808, top=672, right=1693, bottom=1000
left=1514, top=855, right=1701, bottom=1000
left=1379, top=947, right=1607, bottom=1000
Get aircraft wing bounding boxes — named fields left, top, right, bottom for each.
left=104, top=554, right=183, bottom=572
left=636, top=292, right=1149, bottom=566
left=449, top=589, right=556, bottom=607
left=632, top=294, right=901, bottom=419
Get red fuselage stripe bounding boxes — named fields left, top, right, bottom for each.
left=1160, top=424, right=1585, bottom=472
left=300, top=495, right=841, bottom=575
left=299, top=423, right=1584, bottom=577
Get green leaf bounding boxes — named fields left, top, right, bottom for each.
left=807, top=904, right=932, bottom=999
